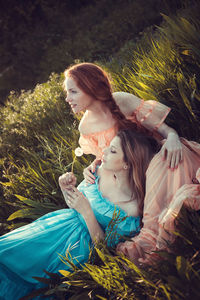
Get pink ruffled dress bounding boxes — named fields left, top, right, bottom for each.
left=117, top=140, right=200, bottom=265
left=79, top=99, right=171, bottom=159
left=79, top=99, right=200, bottom=265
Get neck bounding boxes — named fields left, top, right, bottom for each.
left=86, top=101, right=109, bottom=115
left=110, top=168, right=132, bottom=197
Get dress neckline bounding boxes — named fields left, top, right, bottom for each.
left=80, top=124, right=118, bottom=138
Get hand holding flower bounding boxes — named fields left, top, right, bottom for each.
left=58, top=172, right=77, bottom=191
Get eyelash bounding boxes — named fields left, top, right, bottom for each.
left=67, top=90, right=76, bottom=94
left=111, top=150, right=116, bottom=153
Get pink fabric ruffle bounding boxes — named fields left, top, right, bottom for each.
left=158, top=167, right=200, bottom=245
left=127, top=99, right=171, bottom=131
left=79, top=100, right=170, bottom=158
left=79, top=125, right=118, bottom=159
left=116, top=138, right=200, bottom=265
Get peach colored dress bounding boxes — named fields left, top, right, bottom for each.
left=79, top=99, right=200, bottom=265
left=117, top=140, right=200, bottom=265
left=79, top=100, right=171, bottom=159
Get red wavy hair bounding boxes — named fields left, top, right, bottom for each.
left=64, top=62, right=137, bottom=130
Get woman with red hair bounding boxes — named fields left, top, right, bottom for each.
left=64, top=62, right=200, bottom=265
left=64, top=62, right=183, bottom=179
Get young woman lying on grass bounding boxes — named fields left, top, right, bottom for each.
left=0, top=129, right=158, bottom=299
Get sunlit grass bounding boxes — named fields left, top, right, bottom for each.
left=0, top=3, right=200, bottom=299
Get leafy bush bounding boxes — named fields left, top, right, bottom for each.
left=0, top=0, right=183, bottom=104
left=108, top=6, right=200, bottom=140
left=0, top=73, right=92, bottom=230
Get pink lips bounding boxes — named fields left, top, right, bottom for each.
left=70, top=104, right=77, bottom=109
left=102, top=156, right=106, bottom=163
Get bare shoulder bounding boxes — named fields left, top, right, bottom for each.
left=112, top=91, right=141, bottom=116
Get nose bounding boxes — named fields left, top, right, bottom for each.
left=65, top=95, right=70, bottom=103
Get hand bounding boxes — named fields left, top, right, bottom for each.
left=67, top=187, right=91, bottom=215
left=160, top=133, right=183, bottom=169
left=159, top=183, right=200, bottom=227
left=83, top=159, right=101, bottom=184
left=58, top=172, right=77, bottom=191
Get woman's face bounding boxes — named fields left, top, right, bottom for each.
left=65, top=77, right=94, bottom=113
left=102, top=136, right=126, bottom=172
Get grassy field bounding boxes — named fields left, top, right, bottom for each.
left=0, top=1, right=200, bottom=299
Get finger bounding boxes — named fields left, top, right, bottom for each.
left=83, top=171, right=95, bottom=183
left=166, top=152, right=173, bottom=169
left=86, top=170, right=95, bottom=180
left=84, top=167, right=95, bottom=177
left=160, top=146, right=167, bottom=160
left=170, top=153, right=176, bottom=169
left=174, top=151, right=181, bottom=168
left=180, top=149, right=183, bottom=162
left=67, top=191, right=73, bottom=197
left=86, top=177, right=95, bottom=184
left=72, top=187, right=79, bottom=193
left=67, top=188, right=76, bottom=196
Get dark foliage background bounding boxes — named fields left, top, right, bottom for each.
left=0, top=0, right=184, bottom=105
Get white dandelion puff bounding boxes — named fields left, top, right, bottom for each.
left=74, top=147, right=84, bottom=157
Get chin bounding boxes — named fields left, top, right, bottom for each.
left=101, top=162, right=106, bottom=168
left=101, top=163, right=110, bottom=171
left=72, top=107, right=80, bottom=114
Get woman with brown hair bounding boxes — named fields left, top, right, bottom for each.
left=0, top=130, right=157, bottom=299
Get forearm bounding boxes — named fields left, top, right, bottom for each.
left=157, top=122, right=179, bottom=139
left=82, top=209, right=104, bottom=243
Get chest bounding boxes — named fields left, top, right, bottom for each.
left=98, top=176, right=139, bottom=217
left=79, top=112, right=116, bottom=135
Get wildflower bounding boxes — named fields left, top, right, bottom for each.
left=74, top=147, right=83, bottom=157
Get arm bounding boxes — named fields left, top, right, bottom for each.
left=112, top=91, right=141, bottom=117
left=113, top=92, right=182, bottom=169
left=67, top=187, right=105, bottom=243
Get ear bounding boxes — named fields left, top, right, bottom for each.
left=123, top=164, right=128, bottom=170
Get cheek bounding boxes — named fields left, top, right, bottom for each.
left=77, top=95, right=85, bottom=105
left=110, top=157, right=123, bottom=168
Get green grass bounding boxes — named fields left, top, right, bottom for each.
left=0, top=2, right=200, bottom=299
left=107, top=9, right=200, bottom=140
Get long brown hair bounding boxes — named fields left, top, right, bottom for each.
left=64, top=62, right=136, bottom=130
left=117, top=129, right=160, bottom=216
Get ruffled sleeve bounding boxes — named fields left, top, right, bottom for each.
left=78, top=134, right=102, bottom=159
left=127, top=100, right=171, bottom=131
left=158, top=168, right=200, bottom=236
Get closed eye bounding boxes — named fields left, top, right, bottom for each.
left=111, top=149, right=116, bottom=153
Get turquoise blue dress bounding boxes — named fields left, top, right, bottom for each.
left=0, top=175, right=140, bottom=299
